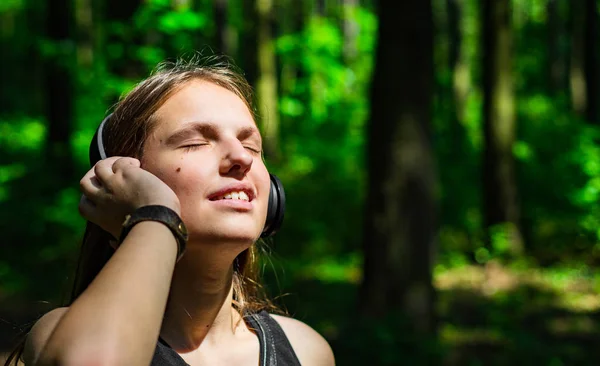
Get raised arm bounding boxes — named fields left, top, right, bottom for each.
left=26, top=157, right=181, bottom=366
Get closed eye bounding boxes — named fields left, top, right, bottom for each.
left=181, top=143, right=209, bottom=152
left=244, top=146, right=262, bottom=154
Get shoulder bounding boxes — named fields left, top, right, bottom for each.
left=270, top=314, right=335, bottom=366
left=23, top=307, right=69, bottom=364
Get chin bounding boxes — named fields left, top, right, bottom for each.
left=187, top=224, right=262, bottom=245
left=183, top=207, right=266, bottom=243
left=215, top=230, right=260, bottom=243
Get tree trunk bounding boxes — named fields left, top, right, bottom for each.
left=584, top=0, right=598, bottom=123
left=569, top=0, right=599, bottom=122
left=447, top=0, right=470, bottom=124
left=0, top=8, right=18, bottom=113
left=255, top=0, right=280, bottom=160
left=546, top=0, right=566, bottom=94
left=570, top=0, right=587, bottom=117
left=45, top=0, right=75, bottom=181
left=241, top=0, right=258, bottom=86
left=481, top=0, right=523, bottom=255
left=0, top=3, right=46, bottom=115
left=360, top=0, right=436, bottom=334
left=105, top=0, right=140, bottom=28
left=315, top=0, right=326, bottom=16
left=214, top=0, right=237, bottom=56
left=342, top=0, right=359, bottom=63
left=106, top=0, right=142, bottom=79
left=447, top=0, right=460, bottom=74
left=74, top=0, right=94, bottom=69
left=277, top=0, right=307, bottom=98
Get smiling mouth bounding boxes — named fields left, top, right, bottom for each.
left=210, top=191, right=251, bottom=202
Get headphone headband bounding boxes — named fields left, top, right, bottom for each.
left=89, top=113, right=111, bottom=166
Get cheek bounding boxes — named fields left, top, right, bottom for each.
left=142, top=150, right=211, bottom=203
left=146, top=160, right=199, bottom=198
left=256, top=169, right=271, bottom=209
left=167, top=168, right=207, bottom=198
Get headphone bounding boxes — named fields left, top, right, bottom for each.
left=89, top=114, right=285, bottom=238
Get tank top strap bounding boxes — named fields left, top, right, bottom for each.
left=245, top=310, right=302, bottom=366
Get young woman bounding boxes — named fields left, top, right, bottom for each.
left=7, top=58, right=335, bottom=365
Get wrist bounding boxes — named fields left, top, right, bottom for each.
left=127, top=221, right=179, bottom=254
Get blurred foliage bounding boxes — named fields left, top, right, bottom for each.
left=2, top=0, right=600, bottom=364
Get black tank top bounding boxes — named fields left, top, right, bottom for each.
left=151, top=311, right=302, bottom=366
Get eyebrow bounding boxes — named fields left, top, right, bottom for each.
left=165, top=121, right=262, bottom=146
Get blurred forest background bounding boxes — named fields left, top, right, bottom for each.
left=2, top=0, right=600, bottom=364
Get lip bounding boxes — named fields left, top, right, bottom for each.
left=207, top=183, right=256, bottom=202
left=210, top=199, right=253, bottom=211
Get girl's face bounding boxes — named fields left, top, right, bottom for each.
left=141, top=80, right=270, bottom=244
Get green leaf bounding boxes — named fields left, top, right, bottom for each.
left=158, top=11, right=207, bottom=34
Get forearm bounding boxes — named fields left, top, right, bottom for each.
left=38, top=222, right=177, bottom=366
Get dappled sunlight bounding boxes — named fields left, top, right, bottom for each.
left=440, top=324, right=506, bottom=346
left=287, top=252, right=362, bottom=284
left=434, top=261, right=600, bottom=364
left=555, top=293, right=600, bottom=313
left=546, top=315, right=597, bottom=336
left=435, top=262, right=600, bottom=312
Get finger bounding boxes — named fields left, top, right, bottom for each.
left=90, top=175, right=102, bottom=189
left=94, top=157, right=121, bottom=185
left=80, top=165, right=103, bottom=194
left=112, top=157, right=141, bottom=174
left=79, top=174, right=102, bottom=198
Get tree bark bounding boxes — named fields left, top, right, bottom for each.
left=546, top=0, right=566, bottom=94
left=74, top=0, right=94, bottom=69
left=342, top=0, right=359, bottom=63
left=277, top=0, right=307, bottom=97
left=214, top=0, right=236, bottom=56
left=360, top=0, right=436, bottom=334
left=315, top=0, right=326, bottom=16
left=105, top=0, right=142, bottom=79
left=447, top=0, right=470, bottom=124
left=584, top=0, right=598, bottom=123
left=241, top=0, right=258, bottom=86
left=570, top=0, right=586, bottom=115
left=45, top=0, right=75, bottom=181
left=254, top=0, right=280, bottom=160
left=481, top=0, right=523, bottom=254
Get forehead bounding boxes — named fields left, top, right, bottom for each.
left=152, top=79, right=256, bottom=134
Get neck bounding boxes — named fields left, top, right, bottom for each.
left=160, top=243, right=248, bottom=352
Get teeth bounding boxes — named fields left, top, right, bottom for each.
left=219, top=191, right=250, bottom=201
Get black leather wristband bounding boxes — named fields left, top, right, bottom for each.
left=119, top=205, right=188, bottom=262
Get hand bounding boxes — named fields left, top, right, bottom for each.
left=79, top=157, right=181, bottom=240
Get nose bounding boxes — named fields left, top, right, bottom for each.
left=219, top=139, right=253, bottom=178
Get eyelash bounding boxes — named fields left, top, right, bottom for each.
left=245, top=146, right=262, bottom=154
left=181, top=144, right=261, bottom=154
left=182, top=144, right=207, bottom=152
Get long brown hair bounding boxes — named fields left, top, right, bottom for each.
left=5, top=55, right=276, bottom=366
